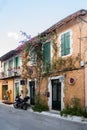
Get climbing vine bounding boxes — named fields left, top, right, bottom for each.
left=52, top=54, right=81, bottom=72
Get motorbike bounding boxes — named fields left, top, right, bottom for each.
left=13, top=95, right=30, bottom=110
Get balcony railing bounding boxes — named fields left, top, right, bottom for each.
left=12, top=66, right=21, bottom=76
left=0, top=67, right=21, bottom=79
left=0, top=72, right=6, bottom=79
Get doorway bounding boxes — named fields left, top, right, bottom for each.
left=51, top=79, right=61, bottom=111
left=2, top=85, right=8, bottom=100
left=14, top=82, right=19, bottom=98
left=29, top=81, right=35, bottom=105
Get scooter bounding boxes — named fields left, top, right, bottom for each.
left=13, top=95, right=30, bottom=110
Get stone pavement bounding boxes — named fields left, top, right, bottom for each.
left=0, top=102, right=87, bottom=124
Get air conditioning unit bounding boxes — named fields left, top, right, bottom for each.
left=80, top=61, right=85, bottom=67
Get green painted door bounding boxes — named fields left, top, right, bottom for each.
left=2, top=85, right=8, bottom=100
left=29, top=81, right=35, bottom=105
left=15, top=83, right=19, bottom=97
left=51, top=79, right=61, bottom=111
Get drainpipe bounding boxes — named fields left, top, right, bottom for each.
left=78, top=15, right=87, bottom=107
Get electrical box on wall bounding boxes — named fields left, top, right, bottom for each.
left=80, top=61, right=85, bottom=67
left=20, top=80, right=25, bottom=85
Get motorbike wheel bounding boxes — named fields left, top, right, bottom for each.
left=13, top=102, right=18, bottom=109
left=23, top=104, right=28, bottom=110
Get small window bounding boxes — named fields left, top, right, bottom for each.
left=61, top=31, right=70, bottom=56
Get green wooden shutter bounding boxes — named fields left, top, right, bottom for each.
left=65, top=32, right=70, bottom=55
left=61, top=34, right=65, bottom=56
left=30, top=49, right=36, bottom=65
left=43, top=42, right=51, bottom=72
left=43, top=42, right=50, bottom=64
left=61, top=32, right=70, bottom=56
left=14, top=57, right=19, bottom=67
left=4, top=63, right=7, bottom=72
left=14, top=58, right=16, bottom=67
left=9, top=60, right=13, bottom=68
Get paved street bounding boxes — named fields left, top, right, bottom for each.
left=0, top=104, right=87, bottom=130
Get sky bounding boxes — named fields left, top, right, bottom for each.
left=0, top=0, right=87, bottom=56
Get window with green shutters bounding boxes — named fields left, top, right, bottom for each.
left=14, top=57, right=20, bottom=68
left=43, top=42, right=51, bottom=71
left=4, top=62, right=7, bottom=73
left=9, top=60, right=13, bottom=68
left=61, top=32, right=70, bottom=56
left=8, top=60, right=13, bottom=76
left=30, top=49, right=36, bottom=65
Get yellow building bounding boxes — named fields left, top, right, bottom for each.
left=0, top=49, right=22, bottom=103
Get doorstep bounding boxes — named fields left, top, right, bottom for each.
left=2, top=100, right=13, bottom=105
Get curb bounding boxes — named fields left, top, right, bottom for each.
left=40, top=112, right=87, bottom=124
